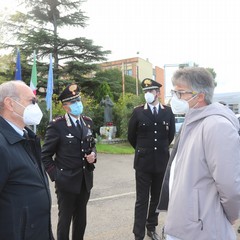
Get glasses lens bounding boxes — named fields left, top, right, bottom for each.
left=171, top=90, right=175, bottom=96
left=171, top=90, right=181, bottom=99
left=31, top=98, right=38, bottom=105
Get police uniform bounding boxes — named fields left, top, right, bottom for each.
left=128, top=78, right=175, bottom=240
left=41, top=84, right=96, bottom=240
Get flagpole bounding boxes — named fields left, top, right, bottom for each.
left=46, top=53, right=54, bottom=122
left=30, top=51, right=38, bottom=133
left=50, top=102, right=53, bottom=122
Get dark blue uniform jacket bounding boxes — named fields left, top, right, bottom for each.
left=128, top=104, right=175, bottom=173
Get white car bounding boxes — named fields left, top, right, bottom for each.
left=175, top=116, right=185, bottom=134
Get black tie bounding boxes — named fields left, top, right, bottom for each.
left=153, top=106, right=157, bottom=118
left=76, top=119, right=82, bottom=130
left=23, top=129, right=29, bottom=139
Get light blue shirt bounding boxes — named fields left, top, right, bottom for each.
left=5, top=119, right=24, bottom=136
left=69, top=114, right=80, bottom=127
left=148, top=103, right=160, bottom=114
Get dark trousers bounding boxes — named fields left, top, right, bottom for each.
left=133, top=170, right=164, bottom=239
left=56, top=180, right=90, bottom=240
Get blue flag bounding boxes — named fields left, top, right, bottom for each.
left=46, top=53, right=53, bottom=111
left=14, top=49, right=22, bottom=80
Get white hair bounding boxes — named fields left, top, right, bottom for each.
left=0, top=81, right=26, bottom=112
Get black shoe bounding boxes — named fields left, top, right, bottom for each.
left=238, top=225, right=240, bottom=234
left=147, top=230, right=161, bottom=240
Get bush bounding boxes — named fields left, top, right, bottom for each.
left=114, top=93, right=144, bottom=138
left=36, top=92, right=144, bottom=141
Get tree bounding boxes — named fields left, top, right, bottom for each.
left=206, top=67, right=217, bottom=86
left=86, top=68, right=139, bottom=102
left=0, top=54, right=15, bottom=83
left=0, top=0, right=110, bottom=92
left=96, top=81, right=113, bottom=102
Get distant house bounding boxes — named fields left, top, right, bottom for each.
left=213, top=92, right=240, bottom=113
left=99, top=57, right=165, bottom=102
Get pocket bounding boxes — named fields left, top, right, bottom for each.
left=55, top=168, right=83, bottom=193
left=189, top=189, right=199, bottom=222
left=136, top=147, right=147, bottom=157
left=63, top=137, right=78, bottom=145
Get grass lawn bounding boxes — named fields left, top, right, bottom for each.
left=96, top=142, right=135, bottom=154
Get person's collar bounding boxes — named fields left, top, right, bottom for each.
left=68, top=114, right=80, bottom=126
left=148, top=102, right=160, bottom=110
left=5, top=119, right=24, bottom=136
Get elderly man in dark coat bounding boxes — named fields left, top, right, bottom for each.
left=0, top=81, right=53, bottom=240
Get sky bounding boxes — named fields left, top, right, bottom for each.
left=1, top=0, right=240, bottom=94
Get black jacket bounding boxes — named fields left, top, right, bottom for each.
left=0, top=117, right=52, bottom=240
left=128, top=103, right=175, bottom=173
left=157, top=131, right=181, bottom=212
left=41, top=113, right=96, bottom=194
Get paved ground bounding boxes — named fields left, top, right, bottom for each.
left=50, top=153, right=240, bottom=240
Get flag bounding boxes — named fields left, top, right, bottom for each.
left=30, top=51, right=37, bottom=95
left=46, top=53, right=53, bottom=111
left=14, top=49, right=22, bottom=80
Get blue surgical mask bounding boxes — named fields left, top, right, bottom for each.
left=69, top=101, right=83, bottom=116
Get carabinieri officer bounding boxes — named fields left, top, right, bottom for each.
left=41, top=83, right=96, bottom=240
left=128, top=78, right=175, bottom=240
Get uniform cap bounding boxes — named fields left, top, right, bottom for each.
left=58, top=84, right=80, bottom=103
left=141, top=78, right=162, bottom=90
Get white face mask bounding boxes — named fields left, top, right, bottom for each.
left=13, top=100, right=43, bottom=125
left=23, top=103, right=43, bottom=125
left=170, top=95, right=189, bottom=114
left=144, top=92, right=155, bottom=104
left=170, top=94, right=198, bottom=114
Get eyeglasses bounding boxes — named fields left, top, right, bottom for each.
left=31, top=98, right=38, bottom=105
left=171, top=90, right=198, bottom=99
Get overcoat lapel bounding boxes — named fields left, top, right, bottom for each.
left=81, top=116, right=91, bottom=138
left=156, top=104, right=167, bottom=122
left=143, top=103, right=155, bottom=121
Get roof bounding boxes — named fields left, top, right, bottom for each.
left=213, top=92, right=240, bottom=104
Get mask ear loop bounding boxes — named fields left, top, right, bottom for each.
left=187, top=93, right=199, bottom=108
left=11, top=98, right=26, bottom=109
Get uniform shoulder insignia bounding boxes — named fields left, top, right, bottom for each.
left=82, top=115, right=92, bottom=121
left=52, top=115, right=64, bottom=122
left=134, top=104, right=144, bottom=109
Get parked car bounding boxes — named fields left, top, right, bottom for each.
left=175, top=116, right=185, bottom=134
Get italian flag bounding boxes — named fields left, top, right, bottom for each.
left=30, top=51, right=37, bottom=95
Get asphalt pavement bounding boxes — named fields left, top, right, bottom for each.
left=49, top=153, right=240, bottom=240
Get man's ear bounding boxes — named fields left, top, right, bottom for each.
left=197, top=93, right=205, bottom=103
left=3, top=97, right=14, bottom=111
left=62, top=104, right=69, bottom=112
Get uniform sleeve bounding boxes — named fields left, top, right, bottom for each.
left=203, top=116, right=240, bottom=222
left=41, top=122, right=60, bottom=181
left=127, top=109, right=138, bottom=148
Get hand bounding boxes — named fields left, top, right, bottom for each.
left=85, top=152, right=96, bottom=164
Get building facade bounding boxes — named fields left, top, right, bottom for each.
left=100, top=57, right=165, bottom=102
